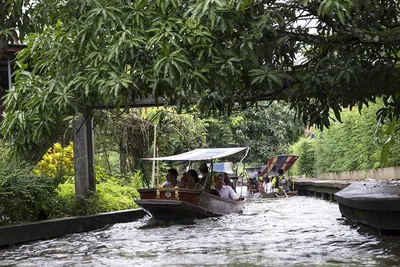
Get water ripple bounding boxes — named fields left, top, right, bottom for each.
left=1, top=194, right=400, bottom=266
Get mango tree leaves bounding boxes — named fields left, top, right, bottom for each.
left=2, top=0, right=400, bottom=159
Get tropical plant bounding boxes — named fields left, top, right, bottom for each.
left=3, top=0, right=400, bottom=161
left=33, top=142, right=74, bottom=180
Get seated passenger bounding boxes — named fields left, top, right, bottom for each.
left=262, top=176, right=272, bottom=193
left=177, top=172, right=188, bottom=188
left=178, top=170, right=202, bottom=190
left=249, top=177, right=259, bottom=192
left=162, top=168, right=178, bottom=188
left=271, top=174, right=280, bottom=192
left=215, top=173, right=239, bottom=200
left=223, top=172, right=236, bottom=192
left=274, top=168, right=286, bottom=192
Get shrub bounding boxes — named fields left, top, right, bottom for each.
left=53, top=167, right=142, bottom=216
left=0, top=162, right=59, bottom=225
left=33, top=142, right=74, bottom=181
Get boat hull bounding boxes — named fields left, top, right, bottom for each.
left=135, top=199, right=220, bottom=221
left=260, top=191, right=298, bottom=198
left=135, top=188, right=244, bottom=221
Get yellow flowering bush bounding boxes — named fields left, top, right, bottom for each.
left=33, top=142, right=74, bottom=179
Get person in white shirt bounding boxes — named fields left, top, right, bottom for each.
left=162, top=168, right=178, bottom=188
left=215, top=173, right=239, bottom=200
left=262, top=176, right=272, bottom=193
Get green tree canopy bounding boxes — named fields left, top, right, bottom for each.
left=2, top=0, right=400, bottom=159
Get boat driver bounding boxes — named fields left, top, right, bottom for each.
left=215, top=173, right=239, bottom=200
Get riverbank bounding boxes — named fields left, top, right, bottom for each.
left=335, top=180, right=400, bottom=233
left=294, top=178, right=350, bottom=200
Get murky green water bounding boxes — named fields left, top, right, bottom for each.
left=1, top=191, right=400, bottom=266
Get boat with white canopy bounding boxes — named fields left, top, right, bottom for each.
left=135, top=147, right=249, bottom=221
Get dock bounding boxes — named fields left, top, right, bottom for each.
left=295, top=178, right=400, bottom=233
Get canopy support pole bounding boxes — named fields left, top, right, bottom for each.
left=202, top=159, right=213, bottom=192
left=238, top=148, right=249, bottom=198
left=151, top=123, right=157, bottom=187
left=240, top=162, right=245, bottom=198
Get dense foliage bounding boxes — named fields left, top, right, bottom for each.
left=0, top=141, right=142, bottom=225
left=0, top=163, right=58, bottom=225
left=2, top=0, right=400, bottom=160
left=290, top=101, right=400, bottom=176
left=229, top=102, right=303, bottom=163
left=93, top=103, right=302, bottom=175
left=53, top=167, right=140, bottom=216
left=289, top=137, right=315, bottom=177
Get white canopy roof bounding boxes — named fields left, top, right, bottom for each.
left=142, top=147, right=248, bottom=161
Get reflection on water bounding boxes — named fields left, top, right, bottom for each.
left=1, top=192, right=400, bottom=267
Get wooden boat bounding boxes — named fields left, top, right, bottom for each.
left=135, top=147, right=249, bottom=221
left=256, top=154, right=299, bottom=198
left=136, top=187, right=245, bottom=221
left=260, top=190, right=298, bottom=198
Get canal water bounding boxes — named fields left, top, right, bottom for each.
left=1, top=193, right=400, bottom=266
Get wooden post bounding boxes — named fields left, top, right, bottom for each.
left=73, top=115, right=96, bottom=207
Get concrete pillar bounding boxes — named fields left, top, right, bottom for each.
left=73, top=115, right=96, bottom=205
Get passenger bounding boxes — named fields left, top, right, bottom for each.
left=177, top=172, right=189, bottom=188
left=178, top=169, right=202, bottom=190
left=162, top=168, right=179, bottom=188
left=258, top=176, right=263, bottom=188
left=271, top=169, right=285, bottom=192
left=271, top=175, right=279, bottom=192
left=223, top=172, right=236, bottom=192
left=277, top=168, right=290, bottom=192
left=215, top=173, right=239, bottom=200
left=262, top=176, right=272, bottom=193
left=249, top=176, right=259, bottom=192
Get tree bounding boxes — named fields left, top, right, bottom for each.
left=229, top=101, right=303, bottom=163
left=0, top=1, right=33, bottom=55
left=2, top=0, right=400, bottom=160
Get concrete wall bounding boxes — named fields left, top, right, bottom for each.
left=318, top=166, right=400, bottom=181
left=0, top=209, right=146, bottom=248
